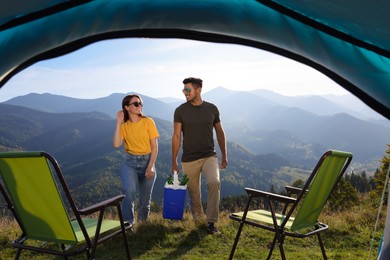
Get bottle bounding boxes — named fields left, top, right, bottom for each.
left=180, top=174, right=189, bottom=185
left=167, top=175, right=173, bottom=185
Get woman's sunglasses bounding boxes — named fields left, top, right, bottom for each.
left=182, top=87, right=191, bottom=94
left=129, top=101, right=143, bottom=107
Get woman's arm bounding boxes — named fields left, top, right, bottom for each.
left=113, top=110, right=124, bottom=148
left=145, top=137, right=158, bottom=179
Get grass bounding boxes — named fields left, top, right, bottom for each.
left=0, top=200, right=385, bottom=260
left=0, top=148, right=383, bottom=259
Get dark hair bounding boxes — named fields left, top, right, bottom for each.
left=121, top=94, right=145, bottom=122
left=183, top=77, right=203, bottom=88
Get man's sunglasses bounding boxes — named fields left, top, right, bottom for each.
left=182, top=88, right=191, bottom=94
left=129, top=101, right=143, bottom=107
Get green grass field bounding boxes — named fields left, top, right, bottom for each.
left=0, top=196, right=385, bottom=260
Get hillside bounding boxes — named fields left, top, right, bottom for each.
left=3, top=90, right=390, bottom=163
left=1, top=90, right=389, bottom=206
left=3, top=92, right=174, bottom=121
left=0, top=202, right=384, bottom=259
left=0, top=103, right=296, bottom=207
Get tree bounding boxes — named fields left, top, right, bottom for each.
left=370, top=144, right=390, bottom=205
left=349, top=170, right=371, bottom=193
left=328, top=177, right=359, bottom=211
left=291, top=179, right=304, bottom=189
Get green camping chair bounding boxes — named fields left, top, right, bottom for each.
left=0, top=151, right=132, bottom=259
left=229, top=150, right=353, bottom=260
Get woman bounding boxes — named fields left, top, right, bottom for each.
left=113, top=94, right=159, bottom=227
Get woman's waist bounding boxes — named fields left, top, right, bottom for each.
left=125, top=152, right=151, bottom=160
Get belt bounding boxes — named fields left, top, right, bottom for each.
left=127, top=153, right=150, bottom=159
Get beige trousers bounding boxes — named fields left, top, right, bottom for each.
left=182, top=156, right=220, bottom=223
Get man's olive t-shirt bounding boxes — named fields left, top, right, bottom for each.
left=174, top=101, right=220, bottom=162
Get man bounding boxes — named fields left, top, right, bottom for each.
left=171, top=77, right=228, bottom=234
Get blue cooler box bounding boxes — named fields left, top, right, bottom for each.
left=163, top=187, right=186, bottom=220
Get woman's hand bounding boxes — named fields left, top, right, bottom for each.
left=145, top=165, right=155, bottom=180
left=116, top=110, right=125, bottom=124
left=113, top=110, right=125, bottom=148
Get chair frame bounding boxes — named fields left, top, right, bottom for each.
left=0, top=151, right=132, bottom=259
left=229, top=150, right=353, bottom=260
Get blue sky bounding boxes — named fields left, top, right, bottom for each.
left=0, top=38, right=349, bottom=102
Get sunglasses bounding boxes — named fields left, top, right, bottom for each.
left=182, top=87, right=191, bottom=94
left=128, top=101, right=143, bottom=107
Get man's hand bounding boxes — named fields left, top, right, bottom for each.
left=220, top=157, right=228, bottom=169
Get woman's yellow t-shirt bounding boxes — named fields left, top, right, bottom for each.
left=120, top=117, right=159, bottom=155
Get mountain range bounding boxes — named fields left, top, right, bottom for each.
left=0, top=102, right=287, bottom=205
left=3, top=87, right=388, bottom=122
left=1, top=88, right=389, bottom=205
left=3, top=87, right=389, bottom=164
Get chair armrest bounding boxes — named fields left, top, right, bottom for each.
left=284, top=185, right=307, bottom=195
left=245, top=187, right=296, bottom=204
left=78, top=194, right=125, bottom=215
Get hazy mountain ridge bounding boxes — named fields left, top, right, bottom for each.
left=4, top=92, right=175, bottom=121
left=249, top=89, right=360, bottom=117
left=0, top=103, right=111, bottom=148
left=1, top=88, right=389, bottom=206
left=3, top=88, right=389, bottom=163
left=0, top=103, right=292, bottom=204
left=248, top=88, right=385, bottom=121
left=5, top=87, right=387, bottom=122
left=242, top=108, right=390, bottom=162
left=202, top=88, right=390, bottom=163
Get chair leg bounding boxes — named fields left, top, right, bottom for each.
left=317, top=233, right=327, bottom=259
left=229, top=222, right=245, bottom=260
left=90, top=239, right=99, bottom=259
left=277, top=235, right=286, bottom=260
left=271, top=230, right=286, bottom=260
left=118, top=205, right=132, bottom=259
left=85, top=250, right=91, bottom=259
left=267, top=233, right=286, bottom=260
left=60, top=244, right=69, bottom=260
left=266, top=235, right=277, bottom=260
left=121, top=225, right=131, bottom=259
left=14, top=248, right=22, bottom=260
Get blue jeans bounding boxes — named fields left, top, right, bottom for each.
left=120, top=153, right=156, bottom=224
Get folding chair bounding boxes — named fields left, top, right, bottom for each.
left=229, top=150, right=353, bottom=259
left=0, top=151, right=132, bottom=259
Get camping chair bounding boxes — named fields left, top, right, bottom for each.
left=0, top=151, right=132, bottom=259
left=229, top=150, right=353, bottom=260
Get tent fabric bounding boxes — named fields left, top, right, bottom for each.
left=0, top=0, right=390, bottom=119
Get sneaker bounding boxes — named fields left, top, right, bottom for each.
left=206, top=222, right=221, bottom=235
left=124, top=222, right=134, bottom=232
